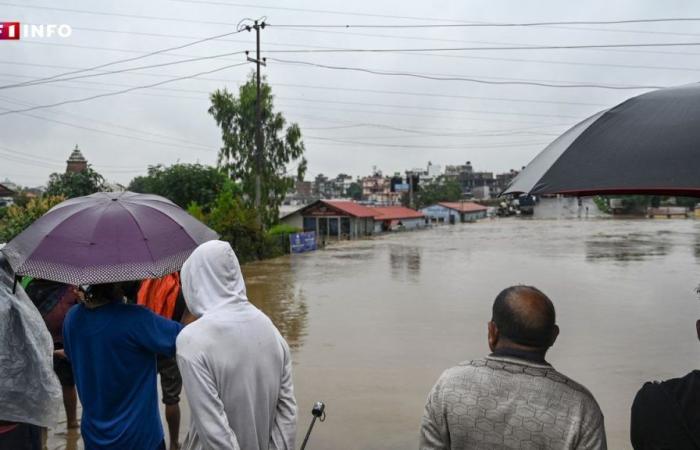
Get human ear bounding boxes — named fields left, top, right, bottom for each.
left=488, top=321, right=499, bottom=352
left=550, top=325, right=560, bottom=347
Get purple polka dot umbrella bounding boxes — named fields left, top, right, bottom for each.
left=1, top=191, right=218, bottom=285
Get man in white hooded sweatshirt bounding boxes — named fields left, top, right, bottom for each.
left=176, top=240, right=297, bottom=450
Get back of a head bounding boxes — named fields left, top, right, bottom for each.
left=181, top=240, right=248, bottom=317
left=492, top=285, right=556, bottom=349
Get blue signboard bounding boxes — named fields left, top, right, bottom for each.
left=290, top=231, right=317, bottom=254
left=394, top=183, right=410, bottom=192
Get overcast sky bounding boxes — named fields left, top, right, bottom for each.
left=1, top=0, right=700, bottom=187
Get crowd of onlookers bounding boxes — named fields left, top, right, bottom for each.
left=1, top=241, right=697, bottom=449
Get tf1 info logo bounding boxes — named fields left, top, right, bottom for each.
left=0, top=22, right=72, bottom=40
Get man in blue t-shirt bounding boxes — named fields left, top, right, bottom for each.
left=63, top=282, right=183, bottom=450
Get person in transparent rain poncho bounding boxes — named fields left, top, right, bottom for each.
left=0, top=247, right=62, bottom=450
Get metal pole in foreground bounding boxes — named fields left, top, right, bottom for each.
left=300, top=401, right=326, bottom=450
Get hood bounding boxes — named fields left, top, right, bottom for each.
left=180, top=240, right=248, bottom=317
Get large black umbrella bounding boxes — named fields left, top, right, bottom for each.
left=503, top=83, right=700, bottom=197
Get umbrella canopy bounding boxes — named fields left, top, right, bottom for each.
left=503, top=83, right=700, bottom=197
left=1, top=191, right=218, bottom=285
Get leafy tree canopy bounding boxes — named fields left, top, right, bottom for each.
left=413, top=178, right=463, bottom=209
left=45, top=166, right=107, bottom=199
left=347, top=182, right=363, bottom=201
left=128, top=163, right=226, bottom=210
left=208, top=73, right=307, bottom=227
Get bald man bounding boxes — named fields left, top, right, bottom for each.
left=420, top=285, right=607, bottom=449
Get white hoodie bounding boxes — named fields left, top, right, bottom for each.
left=177, top=240, right=297, bottom=450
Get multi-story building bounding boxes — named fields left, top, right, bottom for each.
left=361, top=170, right=402, bottom=205
left=409, top=161, right=443, bottom=186
left=467, top=171, right=495, bottom=192
left=444, top=161, right=473, bottom=184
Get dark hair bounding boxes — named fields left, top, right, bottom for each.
left=85, top=282, right=124, bottom=306
left=492, top=285, right=556, bottom=348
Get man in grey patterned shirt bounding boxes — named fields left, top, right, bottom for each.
left=420, top=285, right=607, bottom=450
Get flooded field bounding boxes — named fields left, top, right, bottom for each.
left=48, top=218, right=700, bottom=450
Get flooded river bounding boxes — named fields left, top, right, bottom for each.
left=48, top=218, right=700, bottom=450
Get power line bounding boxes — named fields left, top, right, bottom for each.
left=68, top=22, right=700, bottom=55
left=0, top=61, right=613, bottom=108
left=0, top=63, right=599, bottom=122
left=0, top=51, right=248, bottom=90
left=269, top=26, right=700, bottom=58
left=268, top=18, right=700, bottom=28
left=278, top=96, right=582, bottom=120
left=12, top=2, right=700, bottom=52
left=20, top=38, right=700, bottom=75
left=0, top=2, right=235, bottom=26
left=0, top=94, right=213, bottom=149
left=262, top=42, right=700, bottom=53
left=0, top=54, right=668, bottom=90
left=0, top=28, right=247, bottom=90
left=304, top=136, right=550, bottom=149
left=0, top=62, right=249, bottom=116
left=0, top=71, right=573, bottom=126
left=304, top=126, right=560, bottom=139
left=165, top=0, right=700, bottom=33
left=0, top=97, right=215, bottom=153
left=267, top=57, right=663, bottom=90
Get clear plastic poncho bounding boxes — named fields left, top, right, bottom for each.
left=0, top=250, right=62, bottom=427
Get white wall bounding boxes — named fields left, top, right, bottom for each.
left=533, top=196, right=604, bottom=219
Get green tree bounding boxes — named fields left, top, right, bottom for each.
left=414, top=179, right=463, bottom=209
left=0, top=196, right=65, bottom=242
left=347, top=182, right=363, bottom=201
left=189, top=181, right=267, bottom=263
left=128, top=163, right=226, bottom=210
left=45, top=166, right=107, bottom=199
left=208, top=73, right=307, bottom=227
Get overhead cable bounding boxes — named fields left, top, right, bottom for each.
left=0, top=28, right=246, bottom=90
left=0, top=62, right=249, bottom=116
left=0, top=51, right=247, bottom=90
left=267, top=57, right=664, bottom=90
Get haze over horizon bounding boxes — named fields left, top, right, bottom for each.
left=2, top=0, right=700, bottom=187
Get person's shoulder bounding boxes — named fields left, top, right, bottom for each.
left=64, top=302, right=83, bottom=323
left=658, top=370, right=700, bottom=389
left=175, top=319, right=208, bottom=357
left=635, top=370, right=700, bottom=401
left=435, top=359, right=488, bottom=385
left=547, top=368, right=603, bottom=413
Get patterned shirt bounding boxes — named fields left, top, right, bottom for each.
left=420, top=355, right=607, bottom=450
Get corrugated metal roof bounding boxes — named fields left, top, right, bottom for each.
left=325, top=200, right=377, bottom=218
left=372, top=206, right=424, bottom=220
left=438, top=201, right=488, bottom=213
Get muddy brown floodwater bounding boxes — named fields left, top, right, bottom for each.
left=47, top=218, right=700, bottom=450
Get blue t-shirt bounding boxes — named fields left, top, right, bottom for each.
left=63, top=302, right=183, bottom=450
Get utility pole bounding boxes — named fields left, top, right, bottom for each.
left=245, top=20, right=266, bottom=226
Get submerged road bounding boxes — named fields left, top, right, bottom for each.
left=48, top=218, right=700, bottom=450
